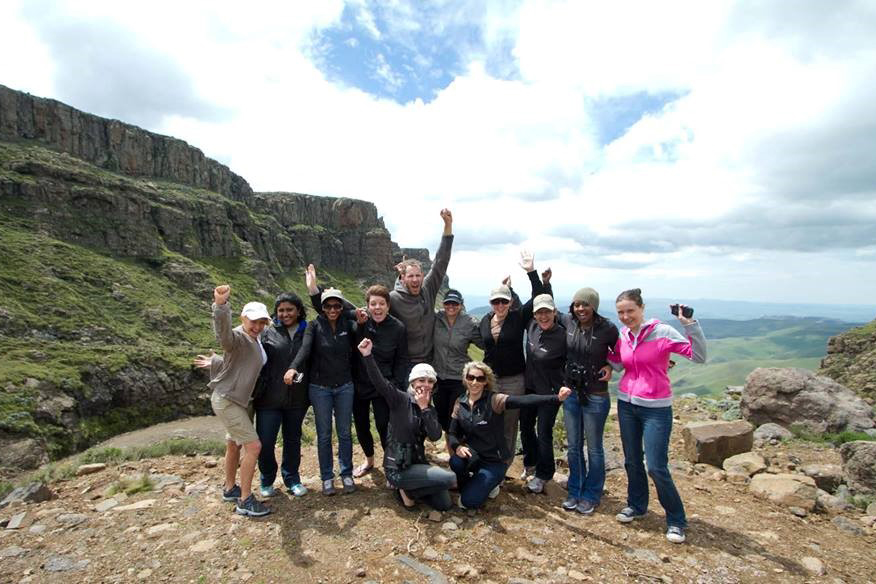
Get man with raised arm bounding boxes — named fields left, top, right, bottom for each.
left=390, top=209, right=453, bottom=365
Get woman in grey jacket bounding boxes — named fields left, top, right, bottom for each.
left=432, top=289, right=484, bottom=438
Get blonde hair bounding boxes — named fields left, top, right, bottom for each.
left=461, top=361, right=497, bottom=392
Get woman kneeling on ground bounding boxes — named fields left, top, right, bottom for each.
left=610, top=288, right=706, bottom=544
left=448, top=361, right=571, bottom=510
left=357, top=338, right=456, bottom=511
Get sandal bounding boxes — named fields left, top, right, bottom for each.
left=353, top=462, right=374, bottom=478
left=394, top=488, right=418, bottom=512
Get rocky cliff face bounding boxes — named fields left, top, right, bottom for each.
left=820, top=319, right=876, bottom=403
left=0, top=85, right=422, bottom=474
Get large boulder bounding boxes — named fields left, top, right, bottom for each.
left=749, top=473, right=817, bottom=510
left=800, top=464, right=844, bottom=493
left=753, top=423, right=793, bottom=442
left=742, top=368, right=874, bottom=433
left=722, top=452, right=767, bottom=476
left=682, top=420, right=754, bottom=466
left=839, top=441, right=876, bottom=494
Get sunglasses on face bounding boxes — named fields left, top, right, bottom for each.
left=490, top=299, right=510, bottom=305
left=465, top=374, right=487, bottom=383
left=323, top=303, right=343, bottom=311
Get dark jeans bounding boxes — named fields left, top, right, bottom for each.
left=353, top=394, right=390, bottom=458
left=449, top=454, right=508, bottom=509
left=617, top=399, right=687, bottom=528
left=309, top=382, right=354, bottom=481
left=255, top=407, right=308, bottom=487
left=393, top=463, right=455, bottom=510
left=519, top=400, right=560, bottom=480
left=563, top=392, right=610, bottom=503
left=434, top=378, right=465, bottom=432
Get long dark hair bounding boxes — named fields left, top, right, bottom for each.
left=273, top=292, right=306, bottom=324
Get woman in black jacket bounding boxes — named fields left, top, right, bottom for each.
left=448, top=361, right=571, bottom=510
left=253, top=293, right=310, bottom=498
left=477, top=250, right=546, bottom=474
left=357, top=338, right=455, bottom=511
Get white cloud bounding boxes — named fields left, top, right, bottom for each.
left=2, top=0, right=875, bottom=304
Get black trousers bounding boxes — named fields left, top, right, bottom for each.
left=434, top=378, right=465, bottom=432
left=353, top=393, right=390, bottom=458
left=520, top=400, right=561, bottom=480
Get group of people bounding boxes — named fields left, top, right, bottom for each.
left=200, top=209, right=707, bottom=544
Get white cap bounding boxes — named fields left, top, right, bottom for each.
left=409, top=363, right=437, bottom=383
left=532, top=294, right=556, bottom=312
left=321, top=288, right=344, bottom=304
left=240, top=301, right=271, bottom=321
left=489, top=285, right=512, bottom=302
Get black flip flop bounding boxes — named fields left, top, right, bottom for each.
left=394, top=489, right=419, bottom=512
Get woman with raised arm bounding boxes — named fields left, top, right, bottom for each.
left=351, top=284, right=409, bottom=479
left=432, top=289, right=483, bottom=440
left=448, top=361, right=571, bottom=510
left=196, top=284, right=271, bottom=517
left=357, top=338, right=455, bottom=511
left=610, top=289, right=706, bottom=544
left=284, top=265, right=362, bottom=496
left=477, top=250, right=547, bottom=482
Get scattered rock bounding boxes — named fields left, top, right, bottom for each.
left=831, top=516, right=865, bottom=536
left=722, top=452, right=767, bottom=476
left=427, top=510, right=443, bottom=522
left=423, top=547, right=440, bottom=560
left=42, top=555, right=87, bottom=572
left=146, top=522, right=177, bottom=537
left=800, top=463, right=844, bottom=492
left=149, top=473, right=184, bottom=491
left=788, top=506, right=808, bottom=517
left=800, top=556, right=825, bottom=576
left=749, top=473, right=817, bottom=510
left=29, top=524, right=46, bottom=534
left=839, top=441, right=876, bottom=494
left=188, top=538, right=218, bottom=552
left=354, top=567, right=366, bottom=578
left=113, top=499, right=156, bottom=512
left=625, top=548, right=661, bottom=564
left=1, top=545, right=28, bottom=558
left=867, top=502, right=876, bottom=516
left=56, top=513, right=88, bottom=527
left=76, top=463, right=107, bottom=476
left=95, top=498, right=119, bottom=512
left=0, top=483, right=54, bottom=508
left=568, top=569, right=589, bottom=581
left=203, top=459, right=218, bottom=468
left=742, top=368, right=875, bottom=433
left=6, top=511, right=26, bottom=529
left=137, top=568, right=153, bottom=579
left=441, top=522, right=457, bottom=531
left=753, top=423, right=793, bottom=442
left=397, top=554, right=449, bottom=584
left=682, top=420, right=754, bottom=466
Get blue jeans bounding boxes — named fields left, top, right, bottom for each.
left=617, top=399, right=687, bottom=528
left=255, top=407, right=308, bottom=488
left=520, top=400, right=560, bottom=480
left=309, top=382, right=354, bottom=481
left=563, top=392, right=610, bottom=503
left=449, top=454, right=508, bottom=509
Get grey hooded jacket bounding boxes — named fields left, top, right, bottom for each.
left=432, top=309, right=483, bottom=380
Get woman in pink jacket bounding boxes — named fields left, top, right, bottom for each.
left=609, top=288, right=706, bottom=544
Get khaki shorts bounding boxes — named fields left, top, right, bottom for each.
left=211, top=393, right=259, bottom=445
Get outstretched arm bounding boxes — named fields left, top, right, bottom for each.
left=422, top=209, right=454, bottom=301
left=357, top=339, right=408, bottom=408
left=212, top=285, right=236, bottom=353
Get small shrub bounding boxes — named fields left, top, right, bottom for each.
left=790, top=424, right=876, bottom=446
left=107, top=473, right=153, bottom=496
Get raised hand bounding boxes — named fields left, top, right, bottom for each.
left=214, top=285, right=230, bottom=305
left=558, top=386, right=572, bottom=401
left=358, top=338, right=373, bottom=357
left=394, top=255, right=407, bottom=279
left=413, top=386, right=431, bottom=409
left=305, top=264, right=318, bottom=294
left=502, top=275, right=511, bottom=288
left=355, top=308, right=368, bottom=325
left=675, top=303, right=695, bottom=326
left=541, top=267, right=552, bottom=286
left=440, top=208, right=453, bottom=235
left=519, top=249, right=534, bottom=272
left=192, top=351, right=216, bottom=369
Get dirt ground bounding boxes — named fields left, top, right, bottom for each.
left=2, top=403, right=875, bottom=584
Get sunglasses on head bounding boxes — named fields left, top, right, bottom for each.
left=490, top=298, right=510, bottom=305
left=465, top=373, right=487, bottom=383
left=323, top=303, right=343, bottom=311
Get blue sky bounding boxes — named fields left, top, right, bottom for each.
left=2, top=0, right=876, bottom=305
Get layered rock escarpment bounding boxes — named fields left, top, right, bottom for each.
left=820, top=319, right=876, bottom=403
left=0, top=85, right=421, bottom=472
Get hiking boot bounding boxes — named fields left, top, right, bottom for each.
left=526, top=477, right=546, bottom=494
left=259, top=485, right=276, bottom=497
left=322, top=479, right=336, bottom=496
left=288, top=483, right=307, bottom=497
left=576, top=500, right=596, bottom=515
left=666, top=526, right=686, bottom=544
left=562, top=496, right=579, bottom=511
left=616, top=506, right=646, bottom=523
left=488, top=484, right=500, bottom=499
left=235, top=494, right=271, bottom=517
left=222, top=484, right=241, bottom=502
left=520, top=465, right=535, bottom=480
left=341, top=476, right=356, bottom=494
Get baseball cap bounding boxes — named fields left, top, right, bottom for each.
left=241, top=301, right=271, bottom=321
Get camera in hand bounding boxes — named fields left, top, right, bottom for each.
left=564, top=362, right=599, bottom=397
left=670, top=304, right=694, bottom=318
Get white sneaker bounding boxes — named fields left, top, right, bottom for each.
left=488, top=485, right=500, bottom=499
left=520, top=466, right=535, bottom=480
left=666, top=526, right=686, bottom=544
left=526, top=477, right=546, bottom=494
left=259, top=485, right=276, bottom=497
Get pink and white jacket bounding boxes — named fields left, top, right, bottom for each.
left=608, top=319, right=707, bottom=408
